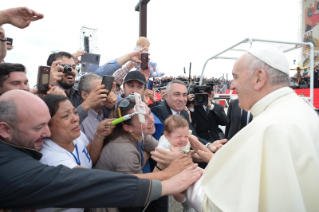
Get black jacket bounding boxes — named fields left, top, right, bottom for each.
left=225, top=99, right=253, bottom=140
left=0, top=140, right=155, bottom=210
left=192, top=103, right=229, bottom=142
left=151, top=101, right=208, bottom=145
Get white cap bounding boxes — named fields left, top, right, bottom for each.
left=247, top=45, right=290, bottom=75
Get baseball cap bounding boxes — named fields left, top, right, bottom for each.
left=247, top=45, right=290, bottom=75
left=124, top=71, right=146, bottom=85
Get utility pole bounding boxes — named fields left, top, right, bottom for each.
left=135, top=0, right=150, bottom=37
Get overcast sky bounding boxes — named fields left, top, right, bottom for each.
left=3, top=0, right=301, bottom=86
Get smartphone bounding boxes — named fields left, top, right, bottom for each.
left=6, top=37, right=13, bottom=45
left=141, top=53, right=148, bottom=70
left=101, top=75, right=114, bottom=95
left=37, top=66, right=50, bottom=94
left=134, top=92, right=146, bottom=124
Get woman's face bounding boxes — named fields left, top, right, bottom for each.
left=49, top=100, right=81, bottom=143
left=127, top=103, right=155, bottom=136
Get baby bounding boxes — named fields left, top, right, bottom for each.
left=157, top=114, right=194, bottom=212
left=134, top=37, right=165, bottom=78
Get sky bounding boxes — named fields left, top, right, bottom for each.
left=3, top=0, right=301, bottom=87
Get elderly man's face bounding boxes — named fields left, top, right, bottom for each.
left=12, top=100, right=51, bottom=151
left=165, top=83, right=187, bottom=112
left=230, top=56, right=255, bottom=111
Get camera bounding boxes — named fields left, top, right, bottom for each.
left=194, top=93, right=209, bottom=106
left=188, top=82, right=215, bottom=106
left=59, top=64, right=72, bottom=75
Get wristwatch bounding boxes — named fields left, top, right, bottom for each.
left=0, top=38, right=7, bottom=42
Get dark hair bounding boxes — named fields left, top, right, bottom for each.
left=0, top=63, right=26, bottom=87
left=105, top=99, right=136, bottom=144
left=42, top=94, right=69, bottom=117
left=47, top=51, right=74, bottom=66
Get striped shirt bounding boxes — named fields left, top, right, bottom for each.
left=80, top=109, right=104, bottom=143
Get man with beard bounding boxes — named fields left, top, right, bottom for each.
left=47, top=51, right=108, bottom=123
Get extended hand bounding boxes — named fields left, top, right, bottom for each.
left=72, top=50, right=86, bottom=64
left=161, top=164, right=203, bottom=196
left=161, top=154, right=193, bottom=178
left=208, top=139, right=227, bottom=152
left=2, top=7, right=44, bottom=29
left=188, top=135, right=214, bottom=163
left=151, top=145, right=181, bottom=166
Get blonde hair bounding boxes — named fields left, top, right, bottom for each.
left=164, top=115, right=189, bottom=134
left=136, top=37, right=150, bottom=47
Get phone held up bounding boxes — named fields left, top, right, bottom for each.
left=101, top=75, right=114, bottom=95
left=141, top=53, right=148, bottom=70
left=37, top=66, right=50, bottom=94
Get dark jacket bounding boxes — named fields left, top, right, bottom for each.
left=192, top=103, right=228, bottom=142
left=225, top=99, right=253, bottom=140
left=0, top=139, right=157, bottom=210
left=151, top=101, right=208, bottom=145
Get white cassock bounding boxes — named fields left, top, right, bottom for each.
left=186, top=87, right=319, bottom=212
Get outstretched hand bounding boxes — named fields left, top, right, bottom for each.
left=161, top=163, right=203, bottom=196
left=188, top=135, right=214, bottom=163
left=2, top=7, right=44, bottom=28
left=151, top=145, right=181, bottom=166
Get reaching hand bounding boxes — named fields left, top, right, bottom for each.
left=161, top=164, right=203, bottom=196
left=188, top=135, right=214, bottom=163
left=129, top=48, right=148, bottom=63
left=2, top=7, right=44, bottom=29
left=208, top=139, right=227, bottom=152
left=151, top=145, right=181, bottom=166
left=72, top=50, right=86, bottom=64
left=162, top=154, right=193, bottom=178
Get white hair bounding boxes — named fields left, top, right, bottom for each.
left=244, top=53, right=289, bottom=86
left=166, top=80, right=186, bottom=96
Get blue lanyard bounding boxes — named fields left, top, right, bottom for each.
left=68, top=144, right=81, bottom=166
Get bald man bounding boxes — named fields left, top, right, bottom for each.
left=185, top=46, right=319, bottom=212
left=0, top=90, right=202, bottom=210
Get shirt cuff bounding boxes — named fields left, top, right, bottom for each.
left=209, top=104, right=214, bottom=110
left=189, top=107, right=194, bottom=112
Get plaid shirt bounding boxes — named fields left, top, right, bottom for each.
left=80, top=108, right=104, bottom=143
left=112, top=64, right=130, bottom=84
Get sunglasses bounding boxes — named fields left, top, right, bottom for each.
left=116, top=94, right=146, bottom=123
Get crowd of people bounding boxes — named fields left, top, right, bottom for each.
left=0, top=6, right=319, bottom=212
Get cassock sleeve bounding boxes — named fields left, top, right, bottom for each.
left=185, top=174, right=205, bottom=212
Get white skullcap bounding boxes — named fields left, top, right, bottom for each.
left=247, top=45, right=290, bottom=75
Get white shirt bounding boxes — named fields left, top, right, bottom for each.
left=40, top=131, right=92, bottom=169
left=38, top=131, right=90, bottom=212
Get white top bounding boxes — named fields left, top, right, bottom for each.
left=38, top=132, right=90, bottom=212
left=187, top=87, right=319, bottom=212
left=40, top=131, right=92, bottom=169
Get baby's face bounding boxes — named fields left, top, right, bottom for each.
left=166, top=127, right=189, bottom=148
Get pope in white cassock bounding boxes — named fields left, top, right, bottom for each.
left=185, top=46, right=319, bottom=212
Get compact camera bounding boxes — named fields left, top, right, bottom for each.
left=59, top=64, right=73, bottom=75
